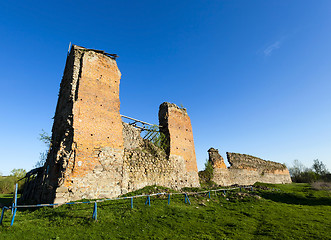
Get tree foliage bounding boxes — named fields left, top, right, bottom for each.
left=0, top=176, right=17, bottom=194
left=312, top=159, right=329, bottom=176
left=144, top=125, right=169, bottom=153
left=198, top=159, right=215, bottom=186
left=0, top=169, right=27, bottom=194
left=10, top=168, right=27, bottom=179
left=39, top=129, right=51, bottom=145
left=35, top=129, right=51, bottom=168
left=289, top=159, right=330, bottom=183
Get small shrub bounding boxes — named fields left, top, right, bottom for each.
left=0, top=176, right=16, bottom=194
left=199, top=159, right=216, bottom=187
left=311, top=181, right=331, bottom=191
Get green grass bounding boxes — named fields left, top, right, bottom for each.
left=1, top=183, right=330, bottom=240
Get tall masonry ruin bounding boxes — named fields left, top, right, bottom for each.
left=23, top=45, right=200, bottom=204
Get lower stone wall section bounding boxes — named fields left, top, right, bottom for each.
left=121, top=123, right=200, bottom=192
left=123, top=148, right=199, bottom=192
left=52, top=124, right=200, bottom=204
left=213, top=168, right=292, bottom=186
left=54, top=147, right=125, bottom=203
left=208, top=148, right=292, bottom=186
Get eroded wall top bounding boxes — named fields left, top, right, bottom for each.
left=226, top=152, right=287, bottom=172
left=208, top=148, right=227, bottom=169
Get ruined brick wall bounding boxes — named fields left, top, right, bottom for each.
left=23, top=46, right=200, bottom=204
left=60, top=45, right=125, bottom=202
left=25, top=45, right=125, bottom=203
left=122, top=122, right=200, bottom=191
left=209, top=148, right=291, bottom=186
left=159, top=103, right=198, bottom=173
left=159, top=103, right=200, bottom=187
left=208, top=148, right=227, bottom=169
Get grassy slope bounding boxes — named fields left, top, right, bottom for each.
left=0, top=183, right=330, bottom=240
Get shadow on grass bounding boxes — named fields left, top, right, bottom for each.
left=0, top=194, right=14, bottom=207
left=260, top=192, right=331, bottom=206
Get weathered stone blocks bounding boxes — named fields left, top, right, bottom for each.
left=208, top=148, right=227, bottom=169
left=208, top=148, right=292, bottom=186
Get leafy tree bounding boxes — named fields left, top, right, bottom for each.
left=10, top=168, right=27, bottom=179
left=7, top=169, right=27, bottom=193
left=198, top=159, right=215, bottom=186
left=35, top=129, right=51, bottom=168
left=289, top=159, right=330, bottom=183
left=312, top=159, right=329, bottom=175
left=39, top=129, right=51, bottom=145
left=0, top=176, right=16, bottom=194
left=204, top=159, right=214, bottom=181
left=289, top=159, right=306, bottom=178
left=144, top=125, right=168, bottom=152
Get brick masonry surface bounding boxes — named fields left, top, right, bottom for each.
left=22, top=45, right=200, bottom=204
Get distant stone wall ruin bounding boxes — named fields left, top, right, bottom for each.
left=209, top=148, right=291, bottom=186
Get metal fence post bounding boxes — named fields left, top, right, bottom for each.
left=10, top=183, right=18, bottom=225
left=10, top=207, right=17, bottom=226
left=0, top=207, right=9, bottom=225
left=11, top=184, right=17, bottom=215
left=168, top=194, right=170, bottom=205
left=145, top=196, right=151, bottom=206
left=185, top=194, right=191, bottom=205
left=14, top=183, right=18, bottom=207
left=92, top=202, right=97, bottom=221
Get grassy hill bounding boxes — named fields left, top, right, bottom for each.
left=0, top=183, right=330, bottom=240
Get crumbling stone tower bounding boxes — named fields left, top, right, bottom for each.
left=36, top=45, right=126, bottom=203
left=159, top=103, right=199, bottom=177
left=23, top=45, right=200, bottom=204
left=207, top=148, right=227, bottom=169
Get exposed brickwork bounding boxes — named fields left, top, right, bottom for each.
left=23, top=45, right=200, bottom=204
left=68, top=46, right=123, bottom=181
left=22, top=46, right=125, bottom=203
left=159, top=103, right=198, bottom=173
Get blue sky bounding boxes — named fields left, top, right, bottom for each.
left=0, top=1, right=330, bottom=175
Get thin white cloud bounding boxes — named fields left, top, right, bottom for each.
left=264, top=41, right=281, bottom=56
left=259, top=35, right=288, bottom=57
